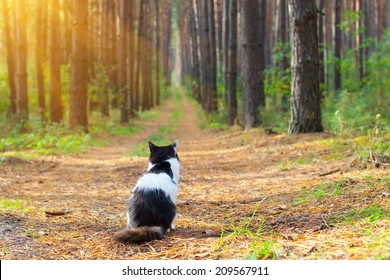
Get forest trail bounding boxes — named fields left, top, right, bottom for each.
left=1, top=91, right=389, bottom=260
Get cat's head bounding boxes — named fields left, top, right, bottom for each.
left=148, top=140, right=179, bottom=164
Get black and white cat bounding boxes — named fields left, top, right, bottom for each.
left=113, top=140, right=180, bottom=244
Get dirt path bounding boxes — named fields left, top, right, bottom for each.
left=1, top=92, right=389, bottom=260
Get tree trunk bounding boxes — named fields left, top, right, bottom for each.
left=15, top=0, right=29, bottom=120
left=1, top=0, right=17, bottom=115
left=188, top=0, right=201, bottom=102
left=288, top=0, right=323, bottom=134
left=36, top=0, right=46, bottom=120
left=100, top=0, right=110, bottom=117
left=63, top=0, right=72, bottom=64
left=334, top=0, right=342, bottom=92
left=135, top=0, right=145, bottom=113
left=118, top=0, right=129, bottom=122
left=50, top=0, right=63, bottom=123
left=240, top=0, right=265, bottom=129
left=70, top=0, right=89, bottom=131
left=207, top=0, right=218, bottom=113
left=222, top=0, right=229, bottom=90
left=356, top=0, right=364, bottom=81
left=227, top=0, right=237, bottom=126
left=317, top=0, right=325, bottom=92
left=155, top=0, right=161, bottom=106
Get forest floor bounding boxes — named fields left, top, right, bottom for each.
left=1, top=90, right=389, bottom=260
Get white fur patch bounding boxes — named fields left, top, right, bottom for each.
left=133, top=173, right=178, bottom=204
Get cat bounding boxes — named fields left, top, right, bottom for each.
left=113, top=140, right=180, bottom=244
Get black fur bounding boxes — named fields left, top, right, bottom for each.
left=147, top=161, right=173, bottom=179
left=113, top=141, right=180, bottom=244
left=148, top=141, right=179, bottom=164
left=129, top=188, right=176, bottom=231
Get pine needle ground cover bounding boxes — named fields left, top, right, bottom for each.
left=1, top=95, right=389, bottom=260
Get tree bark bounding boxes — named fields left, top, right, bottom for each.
left=15, top=0, right=29, bottom=120
left=1, top=0, right=17, bottom=115
left=317, top=0, right=325, bottom=91
left=240, top=0, right=265, bottom=129
left=36, top=0, right=46, bottom=120
left=207, top=0, right=218, bottom=113
left=334, top=0, right=342, bottom=92
left=288, top=0, right=323, bottom=134
left=222, top=0, right=229, bottom=89
left=227, top=0, right=237, bottom=126
left=50, top=0, right=63, bottom=123
left=188, top=0, right=201, bottom=102
left=154, top=0, right=161, bottom=105
left=70, top=0, right=89, bottom=131
left=118, top=0, right=129, bottom=122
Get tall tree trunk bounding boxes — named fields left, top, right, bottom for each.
left=155, top=0, right=161, bottom=105
left=288, top=0, right=323, bottom=134
left=216, top=0, right=223, bottom=69
left=207, top=0, right=218, bottom=112
left=135, top=0, right=145, bottom=113
left=188, top=0, right=201, bottom=102
left=50, top=0, right=63, bottom=123
left=1, top=0, right=17, bottom=115
left=100, top=0, right=110, bottom=117
left=145, top=0, right=153, bottom=110
left=222, top=0, right=229, bottom=102
left=128, top=0, right=136, bottom=114
left=200, top=0, right=210, bottom=110
left=36, top=0, right=47, bottom=120
left=334, top=0, right=342, bottom=92
left=70, top=0, right=89, bottom=130
left=356, top=0, right=364, bottom=82
left=15, top=0, right=29, bottom=120
left=227, top=0, right=237, bottom=126
left=162, top=0, right=172, bottom=86
left=118, top=0, right=129, bottom=122
left=141, top=0, right=149, bottom=111
left=240, top=0, right=265, bottom=129
left=63, top=0, right=72, bottom=64
left=317, top=0, right=325, bottom=92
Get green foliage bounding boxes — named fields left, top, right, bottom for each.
left=294, top=181, right=347, bottom=205
left=0, top=116, right=104, bottom=155
left=331, top=204, right=390, bottom=224
left=263, top=41, right=291, bottom=132
left=0, top=197, right=22, bottom=211
left=218, top=199, right=279, bottom=260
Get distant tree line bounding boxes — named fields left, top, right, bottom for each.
left=178, top=0, right=390, bottom=133
left=0, top=0, right=173, bottom=131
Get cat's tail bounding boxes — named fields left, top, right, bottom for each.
left=113, top=226, right=165, bottom=244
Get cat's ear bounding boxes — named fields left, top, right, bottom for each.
left=171, top=140, right=179, bottom=153
left=148, top=141, right=157, bottom=153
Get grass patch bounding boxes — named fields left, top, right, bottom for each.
left=0, top=197, right=32, bottom=213
left=138, top=109, right=160, bottom=121
left=294, top=180, right=348, bottom=205
left=331, top=204, right=390, bottom=224
left=0, top=197, right=22, bottom=211
left=278, top=156, right=313, bottom=170
left=216, top=199, right=279, bottom=260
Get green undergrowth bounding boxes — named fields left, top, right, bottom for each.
left=331, top=204, right=390, bottom=224
left=216, top=199, right=280, bottom=260
left=0, top=197, right=33, bottom=214
left=0, top=119, right=105, bottom=156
